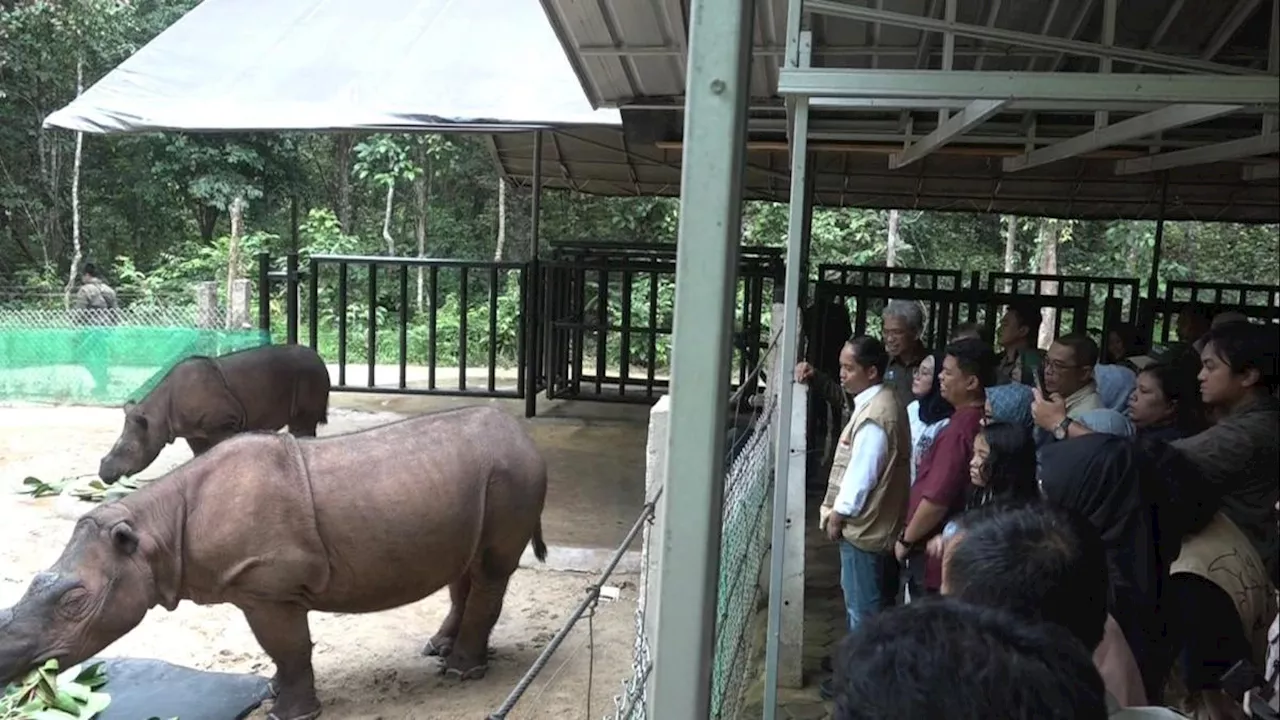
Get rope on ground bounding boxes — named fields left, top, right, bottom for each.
left=487, top=486, right=663, bottom=720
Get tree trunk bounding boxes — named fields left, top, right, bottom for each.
left=494, top=176, right=507, bottom=261
left=333, top=134, right=355, bottom=232
left=1035, top=219, right=1060, bottom=350
left=381, top=182, right=395, bottom=255
left=1002, top=215, right=1017, bottom=273
left=885, top=209, right=900, bottom=267
left=414, top=153, right=429, bottom=311
left=226, top=196, right=246, bottom=329
left=63, top=57, right=85, bottom=309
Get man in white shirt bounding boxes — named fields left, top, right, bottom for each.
left=818, top=336, right=912, bottom=630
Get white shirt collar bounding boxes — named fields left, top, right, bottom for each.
left=853, top=383, right=884, bottom=411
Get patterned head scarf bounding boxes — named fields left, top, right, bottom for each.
left=985, top=383, right=1034, bottom=430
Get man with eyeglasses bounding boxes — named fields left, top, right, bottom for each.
left=1031, top=332, right=1104, bottom=447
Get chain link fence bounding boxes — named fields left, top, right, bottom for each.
left=0, top=303, right=270, bottom=406
left=606, top=385, right=779, bottom=720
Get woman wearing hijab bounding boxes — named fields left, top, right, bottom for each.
left=984, top=382, right=1034, bottom=430
left=1038, top=433, right=1172, bottom=705
left=907, top=352, right=955, bottom=484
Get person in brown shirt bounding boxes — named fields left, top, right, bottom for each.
left=881, top=299, right=928, bottom=409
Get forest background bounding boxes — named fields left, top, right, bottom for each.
left=3, top=0, right=1277, bottom=373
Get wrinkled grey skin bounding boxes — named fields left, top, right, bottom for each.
left=99, top=343, right=331, bottom=484
left=1, top=406, right=550, bottom=720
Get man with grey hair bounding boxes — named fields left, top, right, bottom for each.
left=882, top=299, right=929, bottom=409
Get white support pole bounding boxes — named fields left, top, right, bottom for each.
left=1265, top=0, right=1279, bottom=134
left=650, top=0, right=754, bottom=715
left=1096, top=0, right=1116, bottom=128
left=803, top=0, right=1267, bottom=75
left=891, top=99, right=1009, bottom=169
left=1242, top=162, right=1280, bottom=180
left=764, top=25, right=812, bottom=714
left=777, top=70, right=1280, bottom=107
left=1113, top=132, right=1280, bottom=175
left=1002, top=104, right=1244, bottom=172
left=938, top=0, right=956, bottom=125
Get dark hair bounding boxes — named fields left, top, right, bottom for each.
left=944, top=501, right=1109, bottom=653
left=831, top=596, right=1108, bottom=720
left=1200, top=321, right=1278, bottom=392
left=968, top=422, right=1038, bottom=510
left=82, top=262, right=100, bottom=277
left=1137, top=360, right=1208, bottom=434
left=943, top=336, right=997, bottom=388
left=1104, top=322, right=1143, bottom=363
left=845, top=335, right=890, bottom=379
left=1055, top=332, right=1100, bottom=368
left=1006, top=301, right=1044, bottom=340
left=951, top=321, right=993, bottom=346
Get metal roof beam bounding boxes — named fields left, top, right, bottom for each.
left=804, top=0, right=1266, bottom=75
left=890, top=99, right=1009, bottom=168
left=1004, top=104, right=1244, bottom=172
left=1242, top=162, right=1280, bottom=180
left=778, top=70, right=1280, bottom=107
left=1201, top=0, right=1262, bottom=61
left=1114, top=132, right=1280, bottom=174
left=809, top=97, right=1206, bottom=112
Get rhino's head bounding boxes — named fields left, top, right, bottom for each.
left=0, top=517, right=153, bottom=686
left=99, top=401, right=167, bottom=484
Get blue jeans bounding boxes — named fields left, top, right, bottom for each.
left=838, top=541, right=889, bottom=631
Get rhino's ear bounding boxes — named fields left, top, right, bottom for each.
left=110, top=522, right=139, bottom=556
left=123, top=400, right=136, bottom=415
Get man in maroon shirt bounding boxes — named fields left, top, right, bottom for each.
left=895, top=336, right=995, bottom=597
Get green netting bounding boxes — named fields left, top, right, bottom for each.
left=0, top=314, right=271, bottom=406
left=710, top=398, right=776, bottom=720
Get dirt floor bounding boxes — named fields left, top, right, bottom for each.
left=0, top=396, right=650, bottom=720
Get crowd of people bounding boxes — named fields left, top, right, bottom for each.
left=793, top=298, right=1279, bottom=720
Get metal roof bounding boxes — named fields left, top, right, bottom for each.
left=529, top=0, right=1280, bottom=222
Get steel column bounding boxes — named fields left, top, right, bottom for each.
left=525, top=131, right=543, bottom=418
left=765, top=25, right=813, bottom=716
left=650, top=0, right=755, bottom=715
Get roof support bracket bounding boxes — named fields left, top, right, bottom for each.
left=1003, top=103, right=1244, bottom=172
left=889, top=99, right=1009, bottom=169
left=1114, top=132, right=1280, bottom=175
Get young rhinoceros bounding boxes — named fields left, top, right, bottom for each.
left=0, top=406, right=549, bottom=720
left=98, top=343, right=331, bottom=484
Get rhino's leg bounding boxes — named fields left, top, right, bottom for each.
left=244, top=604, right=322, bottom=720
left=424, top=574, right=472, bottom=658
left=445, top=555, right=517, bottom=680
left=288, top=422, right=319, bottom=439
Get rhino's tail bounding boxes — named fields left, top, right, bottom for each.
left=532, top=521, right=548, bottom=563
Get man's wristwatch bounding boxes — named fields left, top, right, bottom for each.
left=897, top=530, right=918, bottom=553
left=1053, top=415, right=1074, bottom=441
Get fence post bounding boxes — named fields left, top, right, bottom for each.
left=229, top=279, right=252, bottom=330
left=285, top=253, right=299, bottom=345
left=256, top=252, right=271, bottom=334
left=642, top=394, right=671, bottom=717
left=194, top=281, right=218, bottom=329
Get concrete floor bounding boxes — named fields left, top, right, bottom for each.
left=330, top=390, right=652, bottom=558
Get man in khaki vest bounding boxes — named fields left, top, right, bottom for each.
left=818, top=335, right=912, bottom=631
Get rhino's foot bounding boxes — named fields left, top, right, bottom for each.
left=422, top=637, right=455, bottom=658
left=442, top=663, right=489, bottom=681
left=266, top=694, right=322, bottom=720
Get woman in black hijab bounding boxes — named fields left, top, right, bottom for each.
left=1037, top=433, right=1172, bottom=704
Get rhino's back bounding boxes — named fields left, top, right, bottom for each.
left=295, top=406, right=544, bottom=611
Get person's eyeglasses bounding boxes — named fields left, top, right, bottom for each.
left=1044, top=359, right=1079, bottom=374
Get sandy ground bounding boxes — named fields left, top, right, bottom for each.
left=0, top=403, right=640, bottom=720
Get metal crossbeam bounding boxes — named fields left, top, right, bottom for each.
left=1003, top=104, right=1244, bottom=172
left=1242, top=162, right=1280, bottom=180
left=891, top=99, right=1009, bottom=168
left=804, top=0, right=1267, bottom=75
left=778, top=69, right=1280, bottom=107
left=1114, top=132, right=1280, bottom=174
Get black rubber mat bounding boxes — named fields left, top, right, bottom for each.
left=95, top=658, right=271, bottom=720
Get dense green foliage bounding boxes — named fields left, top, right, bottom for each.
left=2, top=0, right=1277, bottom=375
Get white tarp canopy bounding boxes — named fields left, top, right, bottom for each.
left=43, top=0, right=621, bottom=134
